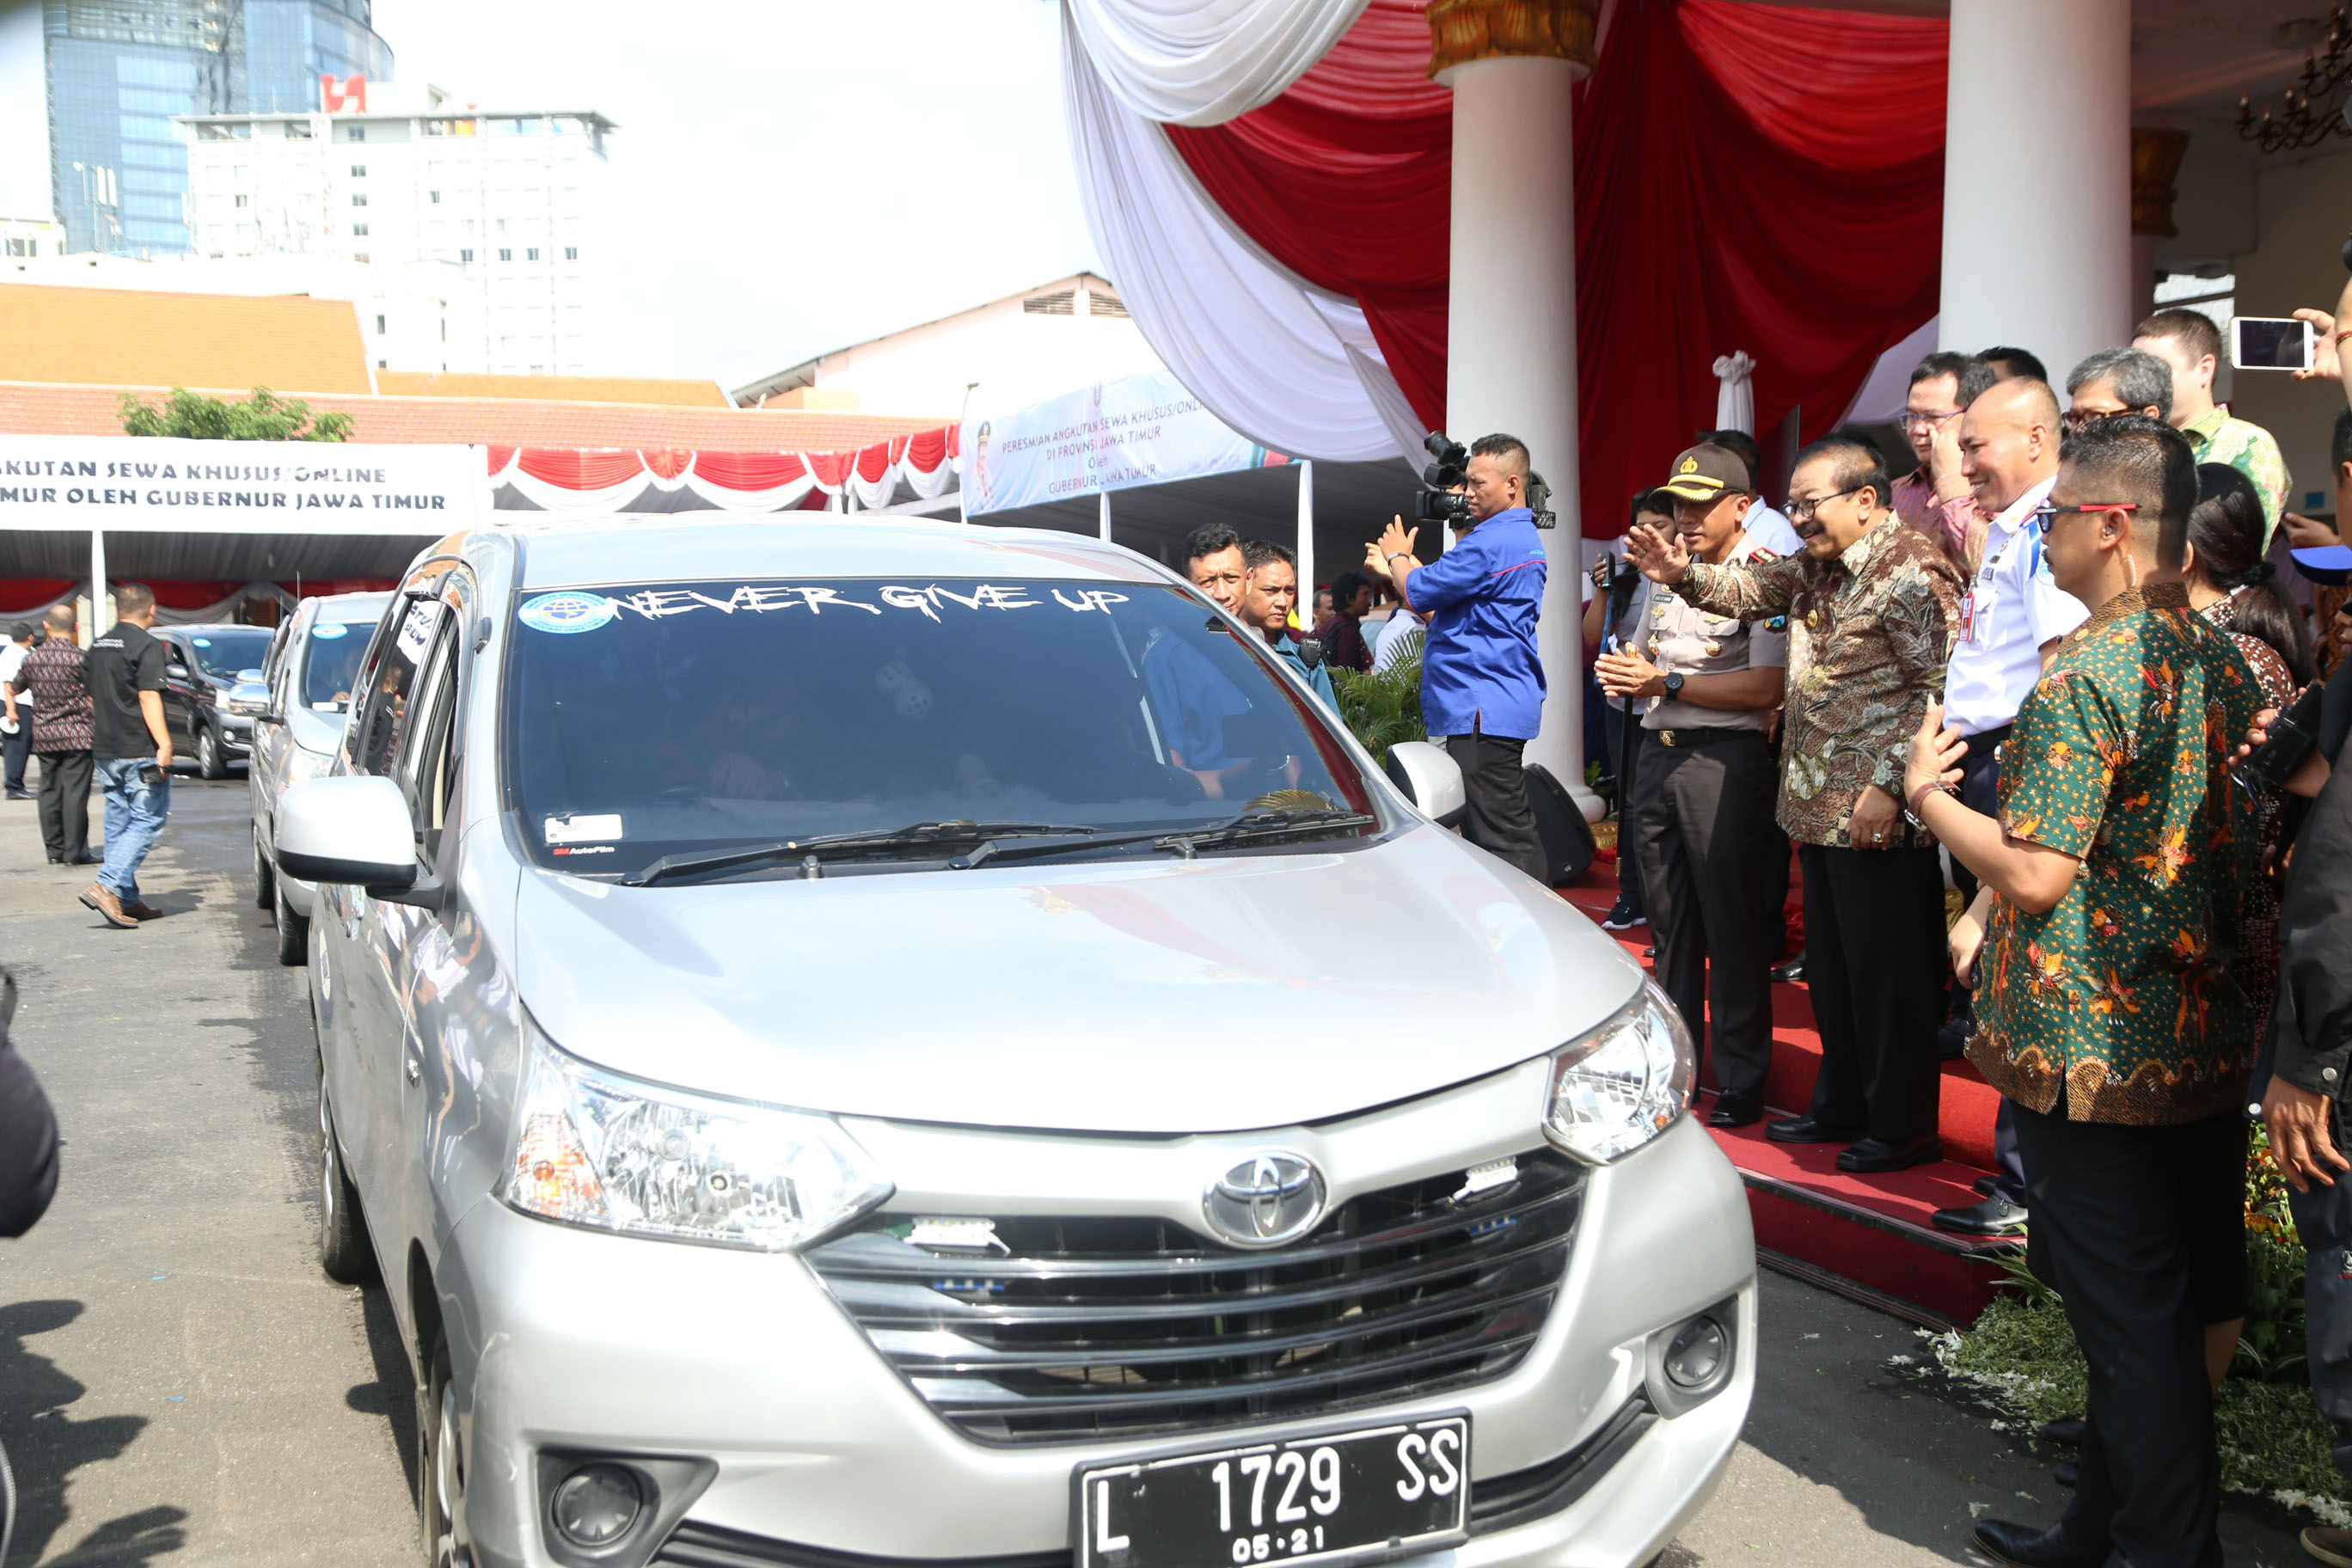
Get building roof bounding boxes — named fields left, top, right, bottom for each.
left=0, top=380, right=950, bottom=452
left=373, top=371, right=730, bottom=407
left=0, top=283, right=372, bottom=395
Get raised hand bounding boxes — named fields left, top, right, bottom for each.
left=1622, top=522, right=1689, bottom=585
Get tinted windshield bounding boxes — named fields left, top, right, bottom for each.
left=301, top=619, right=375, bottom=712
left=504, top=578, right=1377, bottom=876
left=183, top=628, right=272, bottom=680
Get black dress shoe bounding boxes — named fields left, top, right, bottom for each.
left=1771, top=952, right=1805, bottom=983
left=1932, top=1193, right=2028, bottom=1236
left=70, top=850, right=98, bottom=865
left=1970, top=1519, right=2106, bottom=1568
left=2052, top=1458, right=2079, bottom=1490
left=1836, top=1135, right=1944, bottom=1173
left=2035, top=1415, right=2086, bottom=1448
left=1707, top=1092, right=1763, bottom=1129
left=46, top=853, right=64, bottom=864
left=1974, top=1174, right=1998, bottom=1197
left=1937, top=1015, right=1971, bottom=1059
left=1766, top=1115, right=1862, bottom=1143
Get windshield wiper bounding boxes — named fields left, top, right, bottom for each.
left=621, top=821, right=1097, bottom=887
left=947, top=806, right=1379, bottom=871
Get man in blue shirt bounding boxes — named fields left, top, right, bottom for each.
left=1239, top=539, right=1338, bottom=708
left=1363, top=432, right=1548, bottom=882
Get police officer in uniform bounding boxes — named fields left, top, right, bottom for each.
left=1597, top=445, right=1788, bottom=1126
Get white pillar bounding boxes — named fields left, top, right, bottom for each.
left=1098, top=488, right=1112, bottom=542
left=1441, top=52, right=1598, bottom=818
left=1295, top=460, right=1314, bottom=614
left=1939, top=0, right=2133, bottom=386
left=89, top=528, right=107, bottom=643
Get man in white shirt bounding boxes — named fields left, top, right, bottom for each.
left=0, top=622, right=33, bottom=801
left=1932, top=374, right=2089, bottom=1238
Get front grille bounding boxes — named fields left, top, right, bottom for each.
left=651, top=1394, right=1652, bottom=1567
left=802, top=1151, right=1583, bottom=1445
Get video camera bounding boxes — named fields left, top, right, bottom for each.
left=1413, top=432, right=1473, bottom=525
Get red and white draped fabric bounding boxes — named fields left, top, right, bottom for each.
left=485, top=428, right=960, bottom=515
left=1061, top=0, right=1948, bottom=536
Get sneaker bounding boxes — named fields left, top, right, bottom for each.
left=78, top=882, right=138, bottom=928
left=1600, top=896, right=1645, bottom=931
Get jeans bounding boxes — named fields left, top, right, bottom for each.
left=95, top=756, right=169, bottom=903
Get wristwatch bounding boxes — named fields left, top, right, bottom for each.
left=1662, top=671, right=1685, bottom=699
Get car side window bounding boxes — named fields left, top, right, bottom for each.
left=353, top=597, right=446, bottom=779
left=400, top=633, right=462, bottom=861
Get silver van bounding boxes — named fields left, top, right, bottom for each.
left=246, top=591, right=394, bottom=964
left=275, top=518, right=1755, bottom=1568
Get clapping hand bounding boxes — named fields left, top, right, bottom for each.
left=1621, top=523, right=1689, bottom=584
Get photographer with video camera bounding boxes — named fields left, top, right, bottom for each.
left=1363, top=432, right=1548, bottom=883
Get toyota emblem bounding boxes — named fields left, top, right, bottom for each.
left=1203, top=1152, right=1326, bottom=1249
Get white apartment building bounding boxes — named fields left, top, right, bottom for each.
left=732, top=273, right=1169, bottom=420
left=1, top=216, right=70, bottom=260
left=175, top=79, right=612, bottom=376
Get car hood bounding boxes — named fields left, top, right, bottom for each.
left=512, top=826, right=1644, bottom=1134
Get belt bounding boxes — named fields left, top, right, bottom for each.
left=1652, top=726, right=1766, bottom=749
left=1963, top=723, right=2012, bottom=760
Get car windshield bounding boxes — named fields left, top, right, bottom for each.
left=183, top=628, right=272, bottom=680
left=301, top=619, right=376, bottom=713
left=504, top=577, right=1379, bottom=877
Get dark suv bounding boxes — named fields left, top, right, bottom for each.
left=157, top=623, right=275, bottom=778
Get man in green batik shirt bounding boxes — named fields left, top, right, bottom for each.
left=1905, top=416, right=2261, bottom=1568
left=2135, top=308, right=2291, bottom=545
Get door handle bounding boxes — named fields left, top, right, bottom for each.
left=405, top=1057, right=420, bottom=1086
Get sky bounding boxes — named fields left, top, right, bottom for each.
left=0, top=0, right=1105, bottom=389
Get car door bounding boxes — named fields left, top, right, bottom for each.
left=251, top=620, right=297, bottom=836
left=328, top=591, right=450, bottom=1210
left=157, top=634, right=198, bottom=749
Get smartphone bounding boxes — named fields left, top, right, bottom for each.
left=2231, top=316, right=2314, bottom=372
left=138, top=762, right=166, bottom=786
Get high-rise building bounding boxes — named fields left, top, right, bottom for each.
left=181, top=81, right=613, bottom=375
left=43, top=0, right=391, bottom=255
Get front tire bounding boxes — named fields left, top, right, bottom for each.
left=275, top=877, right=309, bottom=968
left=316, top=1060, right=375, bottom=1284
left=253, top=824, right=276, bottom=909
left=420, top=1342, right=474, bottom=1568
left=197, top=723, right=226, bottom=781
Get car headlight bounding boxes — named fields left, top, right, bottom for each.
left=504, top=1025, right=893, bottom=1252
left=1540, top=980, right=1695, bottom=1164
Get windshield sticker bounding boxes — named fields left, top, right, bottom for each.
left=311, top=622, right=349, bottom=640
left=311, top=701, right=341, bottom=710
left=545, top=812, right=622, bottom=845
left=589, top=583, right=1112, bottom=624
left=193, top=637, right=211, bottom=646
left=552, top=844, right=615, bottom=857
left=519, top=591, right=618, bottom=634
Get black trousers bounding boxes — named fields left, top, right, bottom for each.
left=1798, top=842, right=1947, bottom=1140
left=1443, top=729, right=1547, bottom=885
left=2288, top=1097, right=2352, bottom=1484
left=3, top=718, right=27, bottom=792
left=35, top=748, right=91, bottom=861
left=1632, top=730, right=1779, bottom=1099
left=2012, top=1102, right=2222, bottom=1568
left=1603, top=703, right=1647, bottom=908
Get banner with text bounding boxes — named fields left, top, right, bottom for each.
left=0, top=437, right=482, bottom=533
left=961, top=373, right=1283, bottom=517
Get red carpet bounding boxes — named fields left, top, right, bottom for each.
left=1562, top=851, right=2013, bottom=1326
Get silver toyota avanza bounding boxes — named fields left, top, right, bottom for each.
left=275, top=518, right=1755, bottom=1568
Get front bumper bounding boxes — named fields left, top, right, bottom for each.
left=438, top=1080, right=1755, bottom=1568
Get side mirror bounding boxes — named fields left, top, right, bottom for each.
left=166, top=663, right=190, bottom=680
left=1384, top=740, right=1467, bottom=829
left=276, top=775, right=419, bottom=891
left=224, top=678, right=273, bottom=719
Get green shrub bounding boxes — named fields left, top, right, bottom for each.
left=1330, top=634, right=1423, bottom=765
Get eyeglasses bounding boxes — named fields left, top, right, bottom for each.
left=2059, top=407, right=2130, bottom=432
left=1897, top=409, right=1962, bottom=432
left=2030, top=500, right=2138, bottom=534
left=1783, top=485, right=1864, bottom=521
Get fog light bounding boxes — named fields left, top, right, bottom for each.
left=551, top=1463, right=643, bottom=1548
left=1663, top=1316, right=1727, bottom=1389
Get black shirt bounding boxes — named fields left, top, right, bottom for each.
left=85, top=622, right=168, bottom=760
left=2272, top=656, right=2352, bottom=1101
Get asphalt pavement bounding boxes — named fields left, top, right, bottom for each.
left=0, top=775, right=2315, bottom=1566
